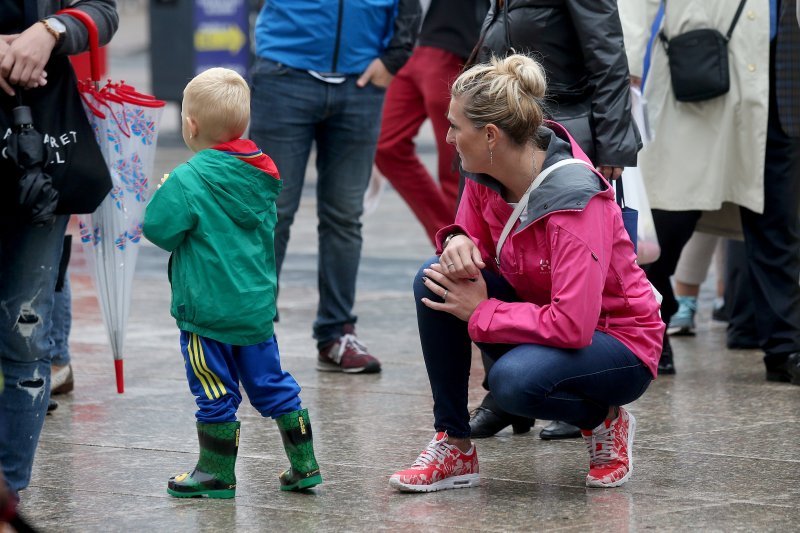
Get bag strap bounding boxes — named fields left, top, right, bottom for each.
left=502, top=0, right=513, bottom=52
left=495, top=158, right=592, bottom=266
left=463, top=1, right=502, bottom=71
left=616, top=177, right=627, bottom=209
left=659, top=0, right=747, bottom=45
left=725, top=0, right=748, bottom=40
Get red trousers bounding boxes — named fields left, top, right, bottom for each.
left=375, top=46, right=464, bottom=244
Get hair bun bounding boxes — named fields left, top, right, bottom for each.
left=451, top=53, right=548, bottom=146
left=495, top=55, right=546, bottom=100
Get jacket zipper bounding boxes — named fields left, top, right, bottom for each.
left=610, top=265, right=630, bottom=307
left=332, top=0, right=345, bottom=72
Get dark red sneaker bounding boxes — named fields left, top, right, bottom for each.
left=317, top=327, right=381, bottom=374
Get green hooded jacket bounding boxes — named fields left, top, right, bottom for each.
left=143, top=148, right=282, bottom=345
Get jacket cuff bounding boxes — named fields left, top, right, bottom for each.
left=435, top=224, right=469, bottom=254
left=468, top=298, right=502, bottom=342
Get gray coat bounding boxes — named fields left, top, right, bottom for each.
left=39, top=0, right=119, bottom=55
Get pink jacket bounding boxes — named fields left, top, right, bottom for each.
left=436, top=123, right=664, bottom=377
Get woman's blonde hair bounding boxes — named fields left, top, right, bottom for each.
left=451, top=54, right=547, bottom=146
left=183, top=67, right=250, bottom=141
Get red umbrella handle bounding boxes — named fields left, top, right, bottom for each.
left=56, top=9, right=101, bottom=82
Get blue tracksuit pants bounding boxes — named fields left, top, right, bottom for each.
left=179, top=331, right=301, bottom=423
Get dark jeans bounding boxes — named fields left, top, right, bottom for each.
left=414, top=256, right=652, bottom=438
left=249, top=58, right=386, bottom=346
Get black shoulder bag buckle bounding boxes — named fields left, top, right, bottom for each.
left=659, top=0, right=747, bottom=102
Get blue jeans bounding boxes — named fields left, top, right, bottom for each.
left=0, top=215, right=69, bottom=493
left=50, top=274, right=71, bottom=367
left=414, top=256, right=652, bottom=438
left=179, top=332, right=301, bottom=423
left=249, top=58, right=386, bottom=346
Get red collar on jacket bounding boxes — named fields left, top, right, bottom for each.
left=212, top=139, right=280, bottom=179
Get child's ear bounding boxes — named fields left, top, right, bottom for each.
left=186, top=116, right=199, bottom=139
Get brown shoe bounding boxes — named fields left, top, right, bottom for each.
left=317, top=326, right=381, bottom=374
left=51, top=364, right=74, bottom=395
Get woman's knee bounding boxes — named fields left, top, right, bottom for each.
left=413, top=255, right=441, bottom=297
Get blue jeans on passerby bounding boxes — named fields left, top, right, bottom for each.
left=249, top=58, right=386, bottom=347
left=413, top=256, right=652, bottom=438
left=50, top=274, right=71, bottom=367
left=179, top=332, right=301, bottom=423
left=0, top=215, right=69, bottom=493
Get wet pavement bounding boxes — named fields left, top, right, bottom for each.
left=15, top=5, right=800, bottom=532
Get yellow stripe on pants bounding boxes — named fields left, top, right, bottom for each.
left=188, top=333, right=218, bottom=399
left=194, top=334, right=227, bottom=397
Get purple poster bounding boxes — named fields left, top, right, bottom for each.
left=194, top=0, right=250, bottom=77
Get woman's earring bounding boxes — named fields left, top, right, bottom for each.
left=489, top=149, right=493, bottom=166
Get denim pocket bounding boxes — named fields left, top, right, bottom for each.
left=252, top=58, right=290, bottom=77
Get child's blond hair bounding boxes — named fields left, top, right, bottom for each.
left=183, top=67, right=250, bottom=142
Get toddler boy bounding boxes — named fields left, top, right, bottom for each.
left=143, top=68, right=322, bottom=498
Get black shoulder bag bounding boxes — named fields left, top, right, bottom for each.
left=0, top=0, right=112, bottom=219
left=658, top=0, right=747, bottom=102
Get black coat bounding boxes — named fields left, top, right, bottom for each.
left=476, top=0, right=641, bottom=167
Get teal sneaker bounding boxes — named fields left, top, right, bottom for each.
left=668, top=296, right=697, bottom=336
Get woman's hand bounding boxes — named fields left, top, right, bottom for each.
left=597, top=166, right=623, bottom=181
left=0, top=24, right=56, bottom=94
left=0, top=36, right=15, bottom=96
left=421, top=262, right=488, bottom=321
left=440, top=234, right=486, bottom=279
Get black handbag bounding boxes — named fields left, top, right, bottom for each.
left=0, top=1, right=112, bottom=218
left=659, top=0, right=747, bottom=102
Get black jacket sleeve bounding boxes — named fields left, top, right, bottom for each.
left=47, top=0, right=119, bottom=55
left=565, top=0, right=641, bottom=167
left=380, top=0, right=422, bottom=74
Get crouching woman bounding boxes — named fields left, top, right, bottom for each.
left=389, top=54, right=663, bottom=492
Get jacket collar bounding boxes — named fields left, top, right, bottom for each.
left=463, top=126, right=610, bottom=229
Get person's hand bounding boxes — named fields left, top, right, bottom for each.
left=440, top=234, right=486, bottom=279
left=356, top=58, right=393, bottom=89
left=597, top=166, right=624, bottom=181
left=0, top=23, right=56, bottom=94
left=630, top=75, right=642, bottom=89
left=0, top=35, right=17, bottom=96
left=420, top=262, right=488, bottom=321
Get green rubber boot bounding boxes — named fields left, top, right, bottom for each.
left=276, top=408, right=323, bottom=491
left=167, top=421, right=240, bottom=499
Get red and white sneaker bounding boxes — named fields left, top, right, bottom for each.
left=582, top=407, right=636, bottom=488
left=317, top=325, right=381, bottom=374
left=389, top=432, right=480, bottom=492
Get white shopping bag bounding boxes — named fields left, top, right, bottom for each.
left=624, top=87, right=660, bottom=264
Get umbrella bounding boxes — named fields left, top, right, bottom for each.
left=5, top=100, right=59, bottom=226
left=62, top=8, right=165, bottom=393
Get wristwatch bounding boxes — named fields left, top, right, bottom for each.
left=443, top=232, right=463, bottom=248
left=40, top=17, right=67, bottom=45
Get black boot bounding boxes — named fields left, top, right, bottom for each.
left=658, top=330, right=676, bottom=375
left=538, top=420, right=581, bottom=440
left=469, top=392, right=534, bottom=438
